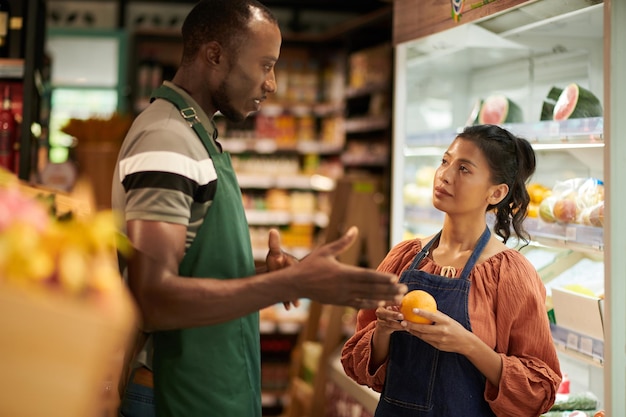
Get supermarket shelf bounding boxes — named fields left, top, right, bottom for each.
left=327, top=352, right=380, bottom=414
left=404, top=211, right=604, bottom=253
left=341, top=154, right=388, bottom=167
left=344, top=115, right=390, bottom=133
left=260, top=320, right=303, bottom=335
left=252, top=247, right=311, bottom=262
left=550, top=323, right=604, bottom=367
left=237, top=173, right=336, bottom=191
left=223, top=138, right=343, bottom=155
left=0, top=59, right=25, bottom=78
left=344, top=81, right=390, bottom=99
left=256, top=101, right=344, bottom=118
left=246, top=210, right=329, bottom=227
left=405, top=118, right=604, bottom=149
left=525, top=217, right=604, bottom=252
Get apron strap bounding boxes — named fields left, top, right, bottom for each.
left=408, top=230, right=442, bottom=270
left=458, top=226, right=491, bottom=280
left=150, top=84, right=220, bottom=156
left=408, top=226, right=491, bottom=280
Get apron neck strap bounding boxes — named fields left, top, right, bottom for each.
left=408, top=231, right=442, bottom=270
left=408, top=226, right=491, bottom=280
left=151, top=84, right=220, bottom=156
left=458, top=226, right=491, bottom=280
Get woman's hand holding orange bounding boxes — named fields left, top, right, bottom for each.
left=401, top=308, right=475, bottom=355
left=374, top=305, right=405, bottom=338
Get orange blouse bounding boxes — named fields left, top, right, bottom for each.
left=341, top=238, right=562, bottom=417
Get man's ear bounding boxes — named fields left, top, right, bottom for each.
left=488, top=183, right=509, bottom=206
left=204, top=41, right=222, bottom=66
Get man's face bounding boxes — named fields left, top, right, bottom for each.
left=214, top=18, right=281, bottom=122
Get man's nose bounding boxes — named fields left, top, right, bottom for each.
left=264, top=72, right=277, bottom=94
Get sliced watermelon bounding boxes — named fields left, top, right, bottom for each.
left=466, top=99, right=483, bottom=126
left=553, top=83, right=603, bottom=120
left=540, top=86, right=563, bottom=121
left=477, top=95, right=524, bottom=125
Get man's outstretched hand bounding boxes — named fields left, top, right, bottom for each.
left=293, top=226, right=407, bottom=310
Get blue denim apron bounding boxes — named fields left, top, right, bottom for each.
left=375, top=227, right=496, bottom=417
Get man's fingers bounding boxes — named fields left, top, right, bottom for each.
left=349, top=299, right=383, bottom=310
left=267, top=228, right=282, bottom=256
left=353, top=272, right=407, bottom=304
left=320, top=226, right=359, bottom=257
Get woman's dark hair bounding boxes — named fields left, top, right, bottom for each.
left=180, top=0, right=278, bottom=65
left=457, top=124, right=536, bottom=245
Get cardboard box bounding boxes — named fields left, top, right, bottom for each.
left=0, top=283, right=138, bottom=417
left=552, top=286, right=604, bottom=341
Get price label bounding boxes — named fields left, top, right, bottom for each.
left=579, top=337, right=594, bottom=357
left=566, top=332, right=579, bottom=351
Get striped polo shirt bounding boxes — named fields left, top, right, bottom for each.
left=112, top=81, right=221, bottom=251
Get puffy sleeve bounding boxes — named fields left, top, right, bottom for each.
left=341, top=239, right=421, bottom=392
left=485, top=251, right=562, bottom=416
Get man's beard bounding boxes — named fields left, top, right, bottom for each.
left=214, top=79, right=246, bottom=123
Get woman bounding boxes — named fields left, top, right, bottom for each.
left=341, top=124, right=561, bottom=416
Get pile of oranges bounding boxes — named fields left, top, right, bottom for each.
left=526, top=183, right=552, bottom=218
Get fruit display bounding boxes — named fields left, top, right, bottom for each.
left=526, top=183, right=552, bottom=218
left=540, top=86, right=564, bottom=121
left=403, top=165, right=436, bottom=207
left=466, top=98, right=483, bottom=125
left=0, top=168, right=138, bottom=417
left=477, top=95, right=524, bottom=124
left=552, top=83, right=603, bottom=121
left=0, top=174, right=132, bottom=298
left=399, top=289, right=437, bottom=324
left=537, top=178, right=604, bottom=227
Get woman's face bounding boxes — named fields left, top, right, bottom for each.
left=433, top=137, right=504, bottom=216
left=213, top=17, right=281, bottom=122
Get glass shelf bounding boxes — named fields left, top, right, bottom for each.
left=405, top=117, right=604, bottom=149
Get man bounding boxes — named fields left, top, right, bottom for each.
left=112, top=1, right=406, bottom=416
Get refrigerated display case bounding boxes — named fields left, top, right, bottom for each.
left=390, top=0, right=626, bottom=414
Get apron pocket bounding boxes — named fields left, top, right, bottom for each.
left=381, top=332, right=439, bottom=410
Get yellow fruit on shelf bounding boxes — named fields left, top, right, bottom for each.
left=527, top=183, right=552, bottom=204
left=563, top=284, right=597, bottom=297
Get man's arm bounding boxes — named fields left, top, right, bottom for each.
left=126, top=219, right=406, bottom=332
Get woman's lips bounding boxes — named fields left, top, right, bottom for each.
left=434, top=186, right=452, bottom=198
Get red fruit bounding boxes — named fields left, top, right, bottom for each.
left=589, top=202, right=604, bottom=227
left=553, top=199, right=577, bottom=224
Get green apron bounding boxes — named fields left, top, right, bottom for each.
left=150, top=85, right=261, bottom=417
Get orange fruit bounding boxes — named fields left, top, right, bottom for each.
left=400, top=290, right=437, bottom=324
